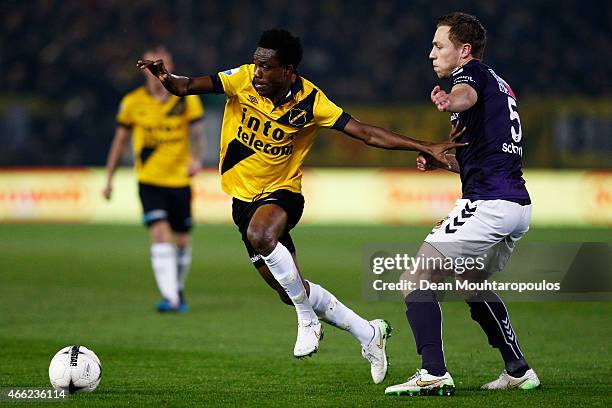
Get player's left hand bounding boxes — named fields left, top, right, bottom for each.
left=188, top=159, right=202, bottom=177
left=431, top=85, right=451, bottom=112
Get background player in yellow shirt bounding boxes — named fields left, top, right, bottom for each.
left=138, top=30, right=463, bottom=383
left=103, top=46, right=205, bottom=313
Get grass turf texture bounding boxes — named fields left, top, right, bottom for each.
left=1, top=224, right=610, bottom=407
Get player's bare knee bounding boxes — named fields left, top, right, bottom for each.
left=246, top=226, right=278, bottom=255
left=403, top=268, right=442, bottom=283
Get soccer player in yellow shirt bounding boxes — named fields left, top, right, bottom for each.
left=103, top=46, right=205, bottom=313
left=138, top=30, right=463, bottom=383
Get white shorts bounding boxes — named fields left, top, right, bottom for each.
left=425, top=199, right=532, bottom=275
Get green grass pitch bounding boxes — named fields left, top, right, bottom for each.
left=1, top=224, right=610, bottom=407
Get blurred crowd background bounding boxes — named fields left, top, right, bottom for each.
left=1, top=0, right=610, bottom=167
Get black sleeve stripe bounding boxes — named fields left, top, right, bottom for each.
left=189, top=116, right=204, bottom=124
left=210, top=74, right=224, bottom=95
left=117, top=122, right=133, bottom=129
left=332, top=111, right=351, bottom=131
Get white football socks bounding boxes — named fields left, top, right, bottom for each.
left=261, top=243, right=318, bottom=323
left=177, top=246, right=192, bottom=291
left=151, top=243, right=179, bottom=307
left=307, top=280, right=374, bottom=346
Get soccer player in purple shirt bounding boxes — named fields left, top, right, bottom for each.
left=385, top=12, right=540, bottom=396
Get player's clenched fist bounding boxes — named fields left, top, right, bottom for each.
left=431, top=85, right=451, bottom=112
left=137, top=59, right=169, bottom=82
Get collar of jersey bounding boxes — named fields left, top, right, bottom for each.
left=272, top=74, right=303, bottom=108
left=456, top=58, right=479, bottom=72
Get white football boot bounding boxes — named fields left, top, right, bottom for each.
left=293, top=319, right=323, bottom=358
left=361, top=319, right=393, bottom=384
left=385, top=369, right=455, bottom=396
left=481, top=369, right=540, bottom=390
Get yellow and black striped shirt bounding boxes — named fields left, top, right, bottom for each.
left=116, top=87, right=204, bottom=187
left=213, top=64, right=350, bottom=201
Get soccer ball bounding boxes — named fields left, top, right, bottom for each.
left=48, top=345, right=101, bottom=393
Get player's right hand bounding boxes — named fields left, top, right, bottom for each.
left=431, top=85, right=451, bottom=112
left=137, top=59, right=169, bottom=82
left=102, top=183, right=112, bottom=200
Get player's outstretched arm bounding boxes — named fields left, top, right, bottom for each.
left=136, top=59, right=215, bottom=96
left=341, top=117, right=466, bottom=169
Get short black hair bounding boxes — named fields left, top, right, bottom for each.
left=437, top=12, right=487, bottom=59
left=258, top=29, right=302, bottom=68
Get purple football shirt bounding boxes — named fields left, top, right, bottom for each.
left=450, top=59, right=530, bottom=202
